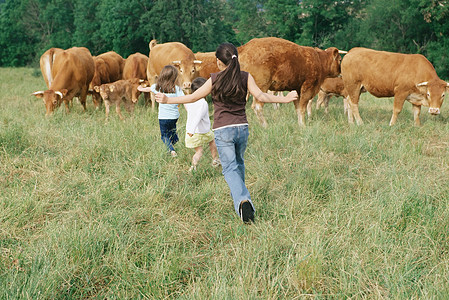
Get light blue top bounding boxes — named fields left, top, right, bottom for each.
left=150, top=84, right=184, bottom=119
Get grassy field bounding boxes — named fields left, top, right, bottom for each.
left=1, top=67, right=448, bottom=299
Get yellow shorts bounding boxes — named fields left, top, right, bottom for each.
left=185, top=130, right=215, bottom=148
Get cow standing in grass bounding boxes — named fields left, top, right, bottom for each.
left=33, top=47, right=95, bottom=115
left=146, top=40, right=202, bottom=109
left=341, top=47, right=449, bottom=126
left=307, top=76, right=356, bottom=116
left=123, top=52, right=149, bottom=105
left=238, top=37, right=344, bottom=126
left=94, top=79, right=143, bottom=121
left=90, top=51, right=125, bottom=109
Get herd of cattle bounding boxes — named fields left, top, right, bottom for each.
left=31, top=37, right=449, bottom=126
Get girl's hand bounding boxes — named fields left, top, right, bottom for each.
left=137, top=86, right=151, bottom=93
left=155, top=93, right=168, bottom=103
left=285, top=91, right=298, bottom=103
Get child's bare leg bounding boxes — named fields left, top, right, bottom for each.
left=191, top=146, right=203, bottom=169
left=209, top=140, right=219, bottom=160
left=209, top=140, right=221, bottom=167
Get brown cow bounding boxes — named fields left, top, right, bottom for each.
left=90, top=51, right=125, bottom=108
left=123, top=52, right=148, bottom=80
left=93, top=78, right=142, bottom=121
left=33, top=47, right=95, bottom=115
left=238, top=37, right=343, bottom=126
left=123, top=52, right=149, bottom=105
left=147, top=40, right=202, bottom=109
left=341, top=47, right=449, bottom=126
left=194, top=51, right=219, bottom=79
left=307, top=77, right=350, bottom=116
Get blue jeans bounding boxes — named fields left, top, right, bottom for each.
left=159, top=119, right=179, bottom=152
left=214, top=125, right=255, bottom=216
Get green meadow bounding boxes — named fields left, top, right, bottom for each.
left=1, top=67, right=449, bottom=299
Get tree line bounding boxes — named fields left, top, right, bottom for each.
left=0, top=0, right=448, bottom=78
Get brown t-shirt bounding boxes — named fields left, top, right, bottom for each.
left=211, top=71, right=249, bottom=130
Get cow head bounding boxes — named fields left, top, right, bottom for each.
left=32, top=89, right=67, bottom=115
left=172, top=60, right=202, bottom=91
left=416, top=80, right=449, bottom=115
left=325, top=47, right=342, bottom=77
left=129, top=78, right=145, bottom=103
left=94, top=84, right=112, bottom=102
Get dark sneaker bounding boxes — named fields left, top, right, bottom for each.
left=239, top=200, right=255, bottom=224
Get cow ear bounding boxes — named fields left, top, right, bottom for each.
left=32, top=91, right=44, bottom=98
left=194, top=60, right=202, bottom=71
left=333, top=48, right=340, bottom=61
left=61, top=89, right=68, bottom=96
left=94, top=86, right=100, bottom=93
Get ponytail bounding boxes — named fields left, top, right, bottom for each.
left=211, top=43, right=246, bottom=103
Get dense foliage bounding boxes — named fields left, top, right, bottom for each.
left=0, top=0, right=448, bottom=77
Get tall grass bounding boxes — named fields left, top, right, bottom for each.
left=1, top=67, right=448, bottom=298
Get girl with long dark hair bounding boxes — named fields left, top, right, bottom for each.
left=154, top=43, right=298, bottom=223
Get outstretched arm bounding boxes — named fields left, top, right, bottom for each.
left=247, top=73, right=298, bottom=103
left=155, top=78, right=212, bottom=104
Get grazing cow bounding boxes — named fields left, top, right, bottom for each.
left=33, top=47, right=95, bottom=115
left=341, top=47, right=449, bottom=126
left=90, top=51, right=125, bottom=108
left=238, top=37, right=343, bottom=126
left=123, top=52, right=149, bottom=105
left=93, top=78, right=142, bottom=121
left=147, top=39, right=202, bottom=108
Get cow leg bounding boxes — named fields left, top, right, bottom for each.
left=323, top=95, right=330, bottom=114
left=124, top=100, right=132, bottom=113
left=389, top=94, right=407, bottom=126
left=252, top=98, right=267, bottom=127
left=105, top=101, right=111, bottom=122
left=92, top=93, right=101, bottom=109
left=128, top=103, right=135, bottom=114
left=150, top=92, right=156, bottom=111
left=412, top=104, right=421, bottom=126
left=271, top=91, right=280, bottom=110
left=316, top=91, right=324, bottom=109
left=307, top=99, right=313, bottom=117
left=345, top=86, right=363, bottom=125
left=296, top=86, right=317, bottom=126
left=343, top=96, right=349, bottom=116
left=116, top=103, right=125, bottom=120
left=348, top=99, right=363, bottom=125
left=294, top=98, right=311, bottom=126
left=144, top=92, right=150, bottom=106
left=79, top=90, right=88, bottom=112
left=64, top=99, right=70, bottom=114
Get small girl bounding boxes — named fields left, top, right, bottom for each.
left=184, top=77, right=220, bottom=171
left=147, top=65, right=184, bottom=157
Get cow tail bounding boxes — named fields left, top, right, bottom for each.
left=149, top=40, right=157, bottom=51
